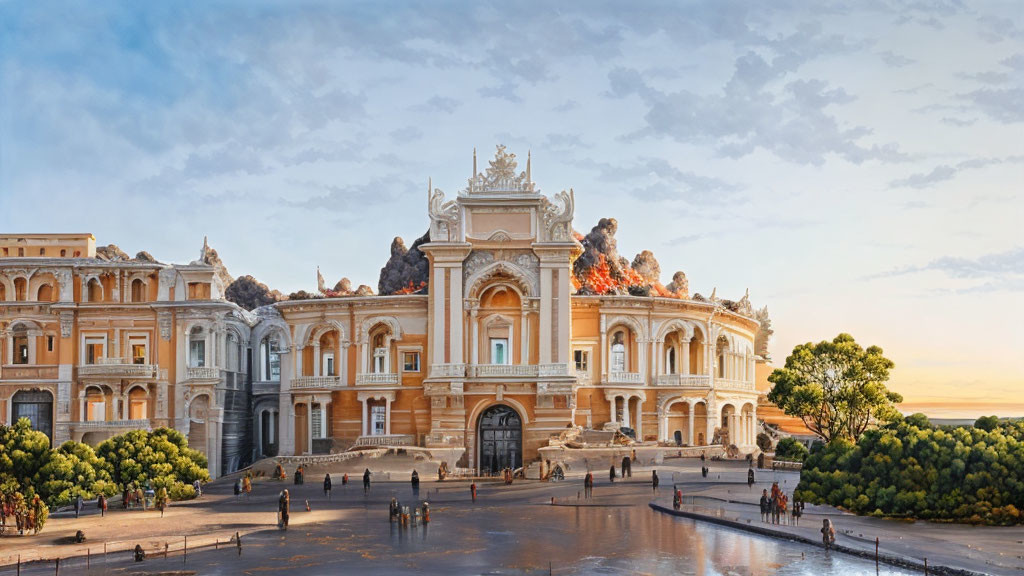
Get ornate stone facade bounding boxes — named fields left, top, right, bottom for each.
left=0, top=148, right=763, bottom=478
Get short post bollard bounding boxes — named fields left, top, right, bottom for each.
left=874, top=537, right=878, bottom=566
left=54, top=557, right=59, bottom=575
left=924, top=558, right=928, bottom=575
left=87, top=549, right=90, bottom=569
left=236, top=531, right=242, bottom=557
left=184, top=536, right=187, bottom=564
left=471, top=483, right=477, bottom=502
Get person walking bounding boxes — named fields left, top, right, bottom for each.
left=323, top=473, right=333, bottom=500
left=651, top=470, right=659, bottom=493
left=363, top=468, right=372, bottom=494
left=97, top=493, right=107, bottom=518
left=156, top=487, right=168, bottom=518
left=747, top=467, right=755, bottom=489
left=673, top=488, right=682, bottom=510
left=584, top=471, right=593, bottom=499
left=234, top=478, right=242, bottom=499
left=412, top=470, right=420, bottom=494
left=242, top=475, right=252, bottom=499
left=701, top=465, right=708, bottom=479
left=700, top=451, right=706, bottom=463
left=759, top=489, right=770, bottom=522
left=621, top=456, right=631, bottom=479
left=278, top=490, right=290, bottom=530
left=193, top=479, right=202, bottom=497
left=609, top=465, right=616, bottom=483
left=821, top=518, right=836, bottom=549
left=74, top=494, right=83, bottom=518
left=791, top=496, right=802, bottom=526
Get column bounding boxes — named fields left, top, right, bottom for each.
left=752, top=407, right=758, bottom=444
left=688, top=403, right=695, bottom=445
left=296, top=346, right=304, bottom=377
left=637, top=338, right=647, bottom=380
left=449, top=265, right=463, bottom=364
left=470, top=310, right=479, bottom=365
left=321, top=400, right=330, bottom=439
left=630, top=397, right=638, bottom=436
left=313, top=344, right=321, bottom=376
left=609, top=395, right=617, bottom=425
left=307, top=399, right=313, bottom=454
left=539, top=267, right=552, bottom=364
left=656, top=340, right=663, bottom=375
left=111, top=394, right=120, bottom=422
left=557, top=268, right=570, bottom=364
left=622, top=397, right=630, bottom=427
left=600, top=315, right=607, bottom=379
left=78, top=392, right=86, bottom=421
left=340, top=341, right=350, bottom=386
left=432, top=267, right=446, bottom=365
left=681, top=339, right=690, bottom=375
left=361, top=399, right=368, bottom=437
left=520, top=310, right=529, bottom=365
left=385, top=398, right=392, bottom=435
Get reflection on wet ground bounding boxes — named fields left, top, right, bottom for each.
left=7, top=481, right=917, bottom=575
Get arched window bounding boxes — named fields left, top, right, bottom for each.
left=189, top=327, right=206, bottom=367
left=667, top=347, right=676, bottom=374
left=86, top=387, right=106, bottom=421
left=611, top=331, right=626, bottom=373
left=13, top=277, right=27, bottom=301
left=373, top=333, right=387, bottom=373
left=131, top=279, right=145, bottom=302
left=12, top=324, right=30, bottom=365
left=37, top=283, right=54, bottom=302
left=87, top=278, right=103, bottom=302
left=128, top=387, right=148, bottom=419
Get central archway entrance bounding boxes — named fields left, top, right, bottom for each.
left=477, top=404, right=522, bottom=476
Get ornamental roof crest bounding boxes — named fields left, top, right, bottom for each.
left=463, top=145, right=536, bottom=195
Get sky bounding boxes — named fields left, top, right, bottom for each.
left=1, top=1, right=1021, bottom=418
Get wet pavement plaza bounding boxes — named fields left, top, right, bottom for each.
left=1, top=473, right=919, bottom=576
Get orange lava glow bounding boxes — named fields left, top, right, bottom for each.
left=393, top=280, right=428, bottom=295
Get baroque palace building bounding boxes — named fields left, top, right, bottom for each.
left=0, top=147, right=764, bottom=477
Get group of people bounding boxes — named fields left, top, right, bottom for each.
left=501, top=468, right=514, bottom=485
left=0, top=492, right=45, bottom=535
left=759, top=482, right=803, bottom=526
left=121, top=484, right=150, bottom=511
left=389, top=497, right=430, bottom=527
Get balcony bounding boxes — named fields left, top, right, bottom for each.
left=538, top=363, right=574, bottom=378
left=1, top=365, right=59, bottom=380
left=470, top=364, right=536, bottom=378
left=252, top=380, right=281, bottom=396
left=716, top=378, right=755, bottom=392
left=606, top=371, right=644, bottom=385
left=355, top=372, right=399, bottom=386
left=656, top=374, right=712, bottom=388
left=429, top=363, right=466, bottom=378
left=352, top=434, right=415, bottom=447
left=291, top=376, right=343, bottom=390
left=74, top=419, right=151, bottom=430
left=186, top=366, right=221, bottom=380
left=79, top=359, right=159, bottom=379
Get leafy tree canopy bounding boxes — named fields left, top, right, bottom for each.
left=768, top=333, right=902, bottom=443
left=974, top=415, right=1000, bottom=432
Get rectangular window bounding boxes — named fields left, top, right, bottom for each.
left=132, top=344, right=147, bottom=365
left=490, top=338, right=509, bottom=365
left=373, top=348, right=387, bottom=373
left=84, top=338, right=105, bottom=364
left=14, top=336, right=29, bottom=364
left=129, top=399, right=147, bottom=420
left=371, top=405, right=386, bottom=435
left=47, top=336, right=54, bottom=352
left=574, top=349, right=589, bottom=372
left=190, top=340, right=206, bottom=367
left=323, top=353, right=335, bottom=376
left=39, top=248, right=45, bottom=256
left=403, top=352, right=420, bottom=372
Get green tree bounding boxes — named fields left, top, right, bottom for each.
left=974, top=415, right=999, bottom=432
left=0, top=418, right=52, bottom=496
left=96, top=428, right=209, bottom=499
left=768, top=333, right=902, bottom=443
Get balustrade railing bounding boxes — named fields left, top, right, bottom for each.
left=429, top=363, right=466, bottom=378
left=352, top=434, right=415, bottom=447
left=656, top=374, right=712, bottom=388
left=715, top=378, right=754, bottom=391
left=291, top=376, right=343, bottom=390
left=355, top=372, right=399, bottom=385
left=186, top=366, right=221, bottom=380
left=74, top=419, right=151, bottom=429
left=79, top=362, right=159, bottom=378
left=471, top=364, right=536, bottom=377
left=606, top=371, right=644, bottom=384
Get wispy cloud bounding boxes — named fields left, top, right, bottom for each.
left=869, top=247, right=1024, bottom=292
left=889, top=156, right=1024, bottom=188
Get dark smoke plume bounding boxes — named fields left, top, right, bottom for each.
left=378, top=230, right=430, bottom=295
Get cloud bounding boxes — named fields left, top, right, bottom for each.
left=960, top=54, right=1024, bottom=122
left=416, top=96, right=462, bottom=114
left=552, top=99, right=579, bottom=112
left=572, top=157, right=741, bottom=205
left=889, top=156, right=1024, bottom=188
left=879, top=50, right=915, bottom=67
left=664, top=233, right=703, bottom=246
left=869, top=247, right=1024, bottom=292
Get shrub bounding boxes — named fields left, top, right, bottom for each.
left=797, top=419, right=1024, bottom=525
left=775, top=437, right=809, bottom=462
